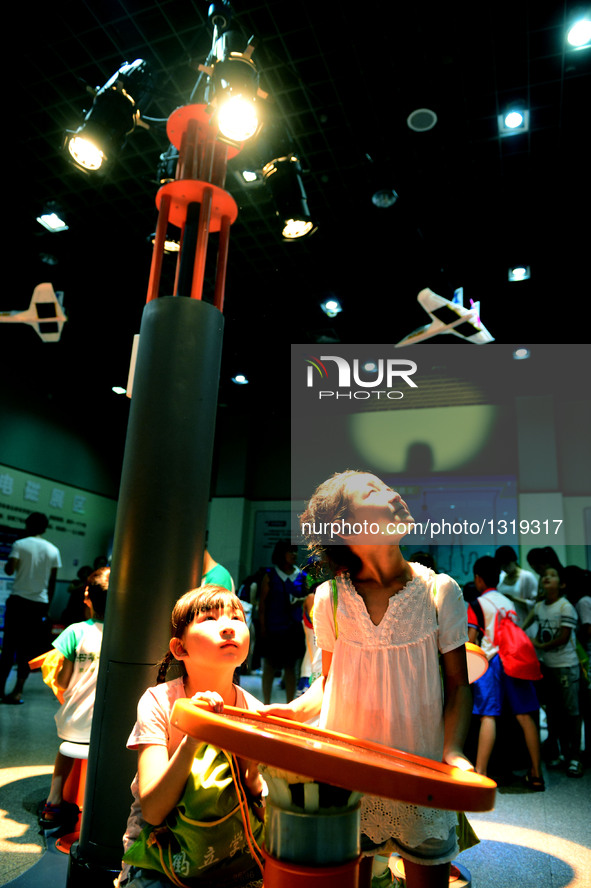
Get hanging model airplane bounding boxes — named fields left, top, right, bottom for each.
left=0, top=283, right=67, bottom=342
left=395, top=287, right=494, bottom=347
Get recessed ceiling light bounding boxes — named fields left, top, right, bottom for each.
left=112, top=386, right=127, bottom=394
left=498, top=108, right=529, bottom=136
left=504, top=110, right=524, bottom=129
left=362, top=361, right=379, bottom=373
left=232, top=374, right=249, bottom=385
left=513, top=348, right=530, bottom=360
left=37, top=212, right=69, bottom=233
left=567, top=18, right=591, bottom=47
left=508, top=265, right=531, bottom=281
left=321, top=298, right=342, bottom=318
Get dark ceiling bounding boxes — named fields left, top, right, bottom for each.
left=5, top=0, right=590, bottom=471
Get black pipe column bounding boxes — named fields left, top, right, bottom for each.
left=67, top=294, right=224, bottom=885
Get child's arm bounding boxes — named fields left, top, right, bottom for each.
left=137, top=735, right=200, bottom=825
left=55, top=655, right=74, bottom=690
left=441, top=645, right=474, bottom=771
left=534, top=625, right=571, bottom=651
left=521, top=609, right=537, bottom=631
left=136, top=690, right=221, bottom=825
left=259, top=650, right=331, bottom=722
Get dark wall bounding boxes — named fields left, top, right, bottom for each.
left=0, top=389, right=126, bottom=498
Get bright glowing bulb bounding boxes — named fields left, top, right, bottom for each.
left=504, top=111, right=524, bottom=129
left=241, top=169, right=258, bottom=182
left=282, top=218, right=314, bottom=239
left=567, top=19, right=591, bottom=46
left=513, top=348, right=530, bottom=360
left=217, top=95, right=258, bottom=142
left=321, top=298, right=342, bottom=318
left=68, top=135, right=105, bottom=170
left=232, top=374, right=249, bottom=385
left=36, top=213, right=69, bottom=232
left=509, top=265, right=530, bottom=281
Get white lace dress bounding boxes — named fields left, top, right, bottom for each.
left=312, top=562, right=468, bottom=849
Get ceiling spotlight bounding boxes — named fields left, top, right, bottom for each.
left=200, top=28, right=266, bottom=147
left=498, top=107, right=529, bottom=136
left=262, top=154, right=317, bottom=240
left=232, top=374, right=249, bottom=385
left=513, top=347, right=531, bottom=360
left=65, top=59, right=151, bottom=172
left=217, top=94, right=259, bottom=142
left=157, top=146, right=179, bottom=184
left=67, top=136, right=105, bottom=171
left=149, top=232, right=180, bottom=253
left=567, top=18, right=591, bottom=47
left=112, top=386, right=127, bottom=395
left=508, top=265, right=531, bottom=281
left=321, top=298, right=342, bottom=318
left=282, top=218, right=315, bottom=239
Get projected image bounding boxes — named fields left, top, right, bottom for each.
left=291, top=344, right=589, bottom=552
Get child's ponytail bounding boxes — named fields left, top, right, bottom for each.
left=156, top=650, right=175, bottom=684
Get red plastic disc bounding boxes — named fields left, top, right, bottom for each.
left=166, top=104, right=243, bottom=159
left=171, top=700, right=496, bottom=812
left=155, top=180, right=238, bottom=231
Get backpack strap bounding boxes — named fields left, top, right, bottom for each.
left=470, top=599, right=485, bottom=637
left=480, top=596, right=517, bottom=646
left=331, top=578, right=339, bottom=639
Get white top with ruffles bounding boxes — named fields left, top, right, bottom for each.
left=312, top=562, right=468, bottom=848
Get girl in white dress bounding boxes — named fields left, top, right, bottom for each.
left=266, top=471, right=473, bottom=888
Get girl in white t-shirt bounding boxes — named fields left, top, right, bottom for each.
left=264, top=470, right=473, bottom=888
left=117, top=585, right=264, bottom=888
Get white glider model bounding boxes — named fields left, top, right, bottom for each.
left=395, top=287, right=494, bottom=347
left=0, top=283, right=67, bottom=342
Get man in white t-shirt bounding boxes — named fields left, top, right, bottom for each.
left=0, top=512, right=62, bottom=703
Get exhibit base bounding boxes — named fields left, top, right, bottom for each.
left=67, top=842, right=121, bottom=888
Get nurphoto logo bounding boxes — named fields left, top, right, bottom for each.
left=305, top=354, right=418, bottom=400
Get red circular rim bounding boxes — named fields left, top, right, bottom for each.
left=171, top=699, right=496, bottom=812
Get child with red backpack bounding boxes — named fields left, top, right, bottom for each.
left=467, top=556, right=544, bottom=789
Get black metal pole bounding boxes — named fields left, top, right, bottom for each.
left=68, top=295, right=224, bottom=885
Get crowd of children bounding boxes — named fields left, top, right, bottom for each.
left=4, top=487, right=588, bottom=888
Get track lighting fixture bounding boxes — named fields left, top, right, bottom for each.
left=262, top=154, right=316, bottom=240
left=65, top=59, right=151, bottom=172
left=198, top=15, right=267, bottom=147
